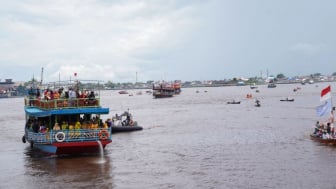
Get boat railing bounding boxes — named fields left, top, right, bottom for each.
left=24, top=97, right=101, bottom=109
left=26, top=128, right=111, bottom=144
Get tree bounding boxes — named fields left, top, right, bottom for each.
left=332, top=72, right=336, bottom=76
left=276, top=73, right=285, bottom=79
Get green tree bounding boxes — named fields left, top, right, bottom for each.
left=276, top=73, right=285, bottom=79
left=332, top=72, right=336, bottom=76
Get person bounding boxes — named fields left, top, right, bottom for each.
left=61, top=121, right=68, bottom=130
left=106, top=118, right=112, bottom=128
left=88, top=91, right=95, bottom=105
left=255, top=99, right=260, bottom=107
left=329, top=107, right=335, bottom=124
left=313, top=121, right=320, bottom=135
left=32, top=119, right=39, bottom=133
left=39, top=123, right=47, bottom=133
left=68, top=88, right=77, bottom=106
left=53, top=122, right=60, bottom=131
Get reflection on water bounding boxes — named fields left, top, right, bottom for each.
left=23, top=148, right=113, bottom=189
left=1, top=83, right=336, bottom=188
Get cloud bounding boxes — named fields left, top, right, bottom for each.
left=0, top=0, right=203, bottom=82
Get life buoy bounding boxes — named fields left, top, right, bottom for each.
left=98, top=130, right=109, bottom=140
left=55, top=132, right=66, bottom=142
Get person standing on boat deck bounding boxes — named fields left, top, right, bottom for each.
left=68, top=88, right=76, bottom=106
left=329, top=107, right=335, bottom=124
left=88, top=91, right=95, bottom=105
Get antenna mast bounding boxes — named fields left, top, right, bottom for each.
left=40, top=67, right=44, bottom=86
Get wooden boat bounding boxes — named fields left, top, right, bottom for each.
left=22, top=80, right=112, bottom=155
left=280, top=98, right=294, bottom=102
left=152, top=82, right=175, bottom=98
left=227, top=101, right=241, bottom=104
left=118, top=90, right=128, bottom=94
left=173, top=80, right=182, bottom=94
left=255, top=100, right=261, bottom=107
left=310, top=134, right=336, bottom=145
left=267, top=83, right=277, bottom=88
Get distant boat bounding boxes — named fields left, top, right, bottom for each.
left=250, top=83, right=258, bottom=89
left=255, top=99, right=261, bottom=107
left=118, top=90, right=128, bottom=94
left=152, top=82, right=175, bottom=98
left=280, top=98, right=294, bottom=102
left=173, top=80, right=182, bottom=94
left=227, top=100, right=241, bottom=104
left=267, top=83, right=276, bottom=88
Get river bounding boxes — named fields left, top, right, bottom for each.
left=0, top=83, right=335, bottom=189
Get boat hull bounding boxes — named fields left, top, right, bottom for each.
left=310, top=134, right=336, bottom=145
left=111, top=126, right=143, bottom=133
left=32, top=140, right=112, bottom=155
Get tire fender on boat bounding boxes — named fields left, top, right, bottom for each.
left=55, top=132, right=66, bottom=142
left=98, top=130, right=109, bottom=140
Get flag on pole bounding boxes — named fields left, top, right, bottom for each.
left=320, top=85, right=331, bottom=102
left=316, top=98, right=332, bottom=116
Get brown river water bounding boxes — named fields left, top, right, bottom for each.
left=0, top=83, right=336, bottom=189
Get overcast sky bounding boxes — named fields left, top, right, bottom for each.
left=1, top=0, right=335, bottom=83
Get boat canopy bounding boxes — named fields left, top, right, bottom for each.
left=25, top=107, right=109, bottom=117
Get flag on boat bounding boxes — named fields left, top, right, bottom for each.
left=320, top=85, right=331, bottom=102
left=316, top=98, right=332, bottom=116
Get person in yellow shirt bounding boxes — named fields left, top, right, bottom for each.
left=61, top=121, right=68, bottom=130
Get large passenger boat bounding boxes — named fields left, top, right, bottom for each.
left=22, top=80, right=112, bottom=155
left=152, top=82, right=175, bottom=98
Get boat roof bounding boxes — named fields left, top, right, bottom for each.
left=25, top=107, right=109, bottom=117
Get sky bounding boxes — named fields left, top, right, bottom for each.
left=0, top=0, right=336, bottom=83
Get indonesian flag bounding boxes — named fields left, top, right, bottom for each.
left=320, top=85, right=331, bottom=102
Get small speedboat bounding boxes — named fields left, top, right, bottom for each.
left=111, top=111, right=143, bottom=133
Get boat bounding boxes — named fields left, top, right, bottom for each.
left=0, top=79, right=17, bottom=98
left=173, top=80, right=182, bottom=94
left=255, top=99, right=261, bottom=107
left=310, top=85, right=335, bottom=145
left=250, top=83, right=258, bottom=89
left=118, top=90, right=128, bottom=94
left=310, top=134, right=336, bottom=145
left=267, top=83, right=277, bottom=88
left=152, top=82, right=175, bottom=98
left=111, top=111, right=143, bottom=133
left=22, top=80, right=112, bottom=155
left=227, top=100, right=241, bottom=104
left=280, top=98, right=294, bottom=102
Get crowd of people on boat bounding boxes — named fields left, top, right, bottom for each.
left=29, top=87, right=95, bottom=100
left=28, top=87, right=97, bottom=107
left=312, top=108, right=335, bottom=139
left=25, top=111, right=137, bottom=135
left=25, top=115, right=109, bottom=134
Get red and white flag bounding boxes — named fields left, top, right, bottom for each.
left=320, top=85, right=331, bottom=102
